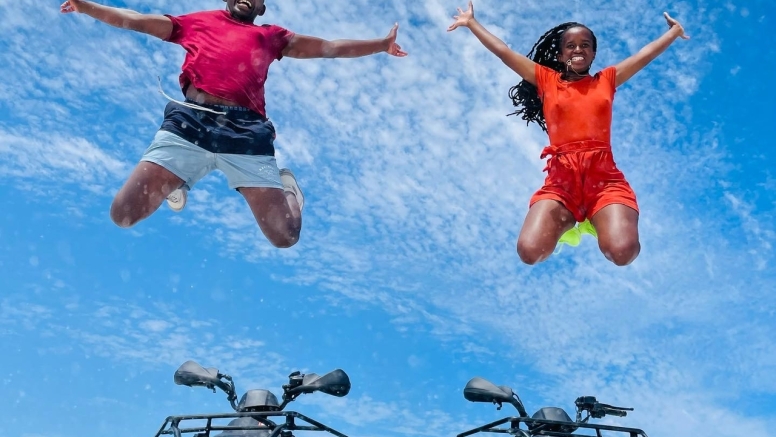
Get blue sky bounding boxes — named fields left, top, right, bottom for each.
left=1, top=1, right=774, bottom=437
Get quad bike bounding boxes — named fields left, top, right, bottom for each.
left=458, top=376, right=649, bottom=437
left=152, top=360, right=351, bottom=437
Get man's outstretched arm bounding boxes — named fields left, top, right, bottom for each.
left=61, top=0, right=172, bottom=40
left=283, top=23, right=407, bottom=59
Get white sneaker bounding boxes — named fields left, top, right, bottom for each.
left=279, top=168, right=304, bottom=211
left=166, top=187, right=187, bottom=212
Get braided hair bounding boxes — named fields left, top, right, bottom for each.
left=507, top=23, right=597, bottom=132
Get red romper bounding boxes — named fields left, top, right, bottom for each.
left=529, top=64, right=639, bottom=222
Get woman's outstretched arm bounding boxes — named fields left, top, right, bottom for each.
left=447, top=1, right=537, bottom=86
left=614, top=12, right=689, bottom=87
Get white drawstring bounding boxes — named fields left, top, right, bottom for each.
left=156, top=76, right=227, bottom=115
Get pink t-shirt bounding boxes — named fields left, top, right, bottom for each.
left=164, top=10, right=295, bottom=117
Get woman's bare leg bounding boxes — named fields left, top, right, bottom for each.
left=589, top=204, right=640, bottom=266
left=517, top=199, right=576, bottom=264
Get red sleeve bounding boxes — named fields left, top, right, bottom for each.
left=163, top=13, right=188, bottom=43
left=266, top=25, right=295, bottom=60
left=533, top=63, right=559, bottom=100
left=598, top=66, right=617, bottom=91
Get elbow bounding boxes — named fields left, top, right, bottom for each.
left=494, top=45, right=513, bottom=61
left=496, top=52, right=510, bottom=63
left=121, top=15, right=143, bottom=31
left=319, top=41, right=338, bottom=58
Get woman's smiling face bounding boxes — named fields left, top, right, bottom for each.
left=557, top=26, right=597, bottom=73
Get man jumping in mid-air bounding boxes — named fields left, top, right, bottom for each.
left=61, top=0, right=407, bottom=248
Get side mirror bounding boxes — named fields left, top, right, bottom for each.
left=463, top=377, right=529, bottom=417
left=463, top=377, right=515, bottom=404
left=287, top=369, right=351, bottom=397
left=174, top=360, right=221, bottom=388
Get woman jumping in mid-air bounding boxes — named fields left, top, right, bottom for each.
left=447, top=1, right=688, bottom=266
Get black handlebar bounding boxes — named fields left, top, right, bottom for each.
left=575, top=396, right=633, bottom=420
left=601, top=407, right=628, bottom=417
left=212, top=372, right=239, bottom=411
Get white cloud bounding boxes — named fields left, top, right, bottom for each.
left=10, top=298, right=292, bottom=393
left=0, top=130, right=130, bottom=192
left=724, top=191, right=775, bottom=269
left=297, top=394, right=471, bottom=437
left=0, top=299, right=52, bottom=332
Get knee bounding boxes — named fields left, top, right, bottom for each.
left=517, top=238, right=552, bottom=265
left=601, top=238, right=640, bottom=266
left=267, top=223, right=301, bottom=249
left=269, top=237, right=298, bottom=249
left=109, top=200, right=139, bottom=229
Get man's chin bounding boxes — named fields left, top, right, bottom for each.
left=230, top=9, right=254, bottom=21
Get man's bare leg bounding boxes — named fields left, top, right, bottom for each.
left=110, top=162, right=184, bottom=228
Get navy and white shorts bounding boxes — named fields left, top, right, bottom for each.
left=140, top=100, right=283, bottom=190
